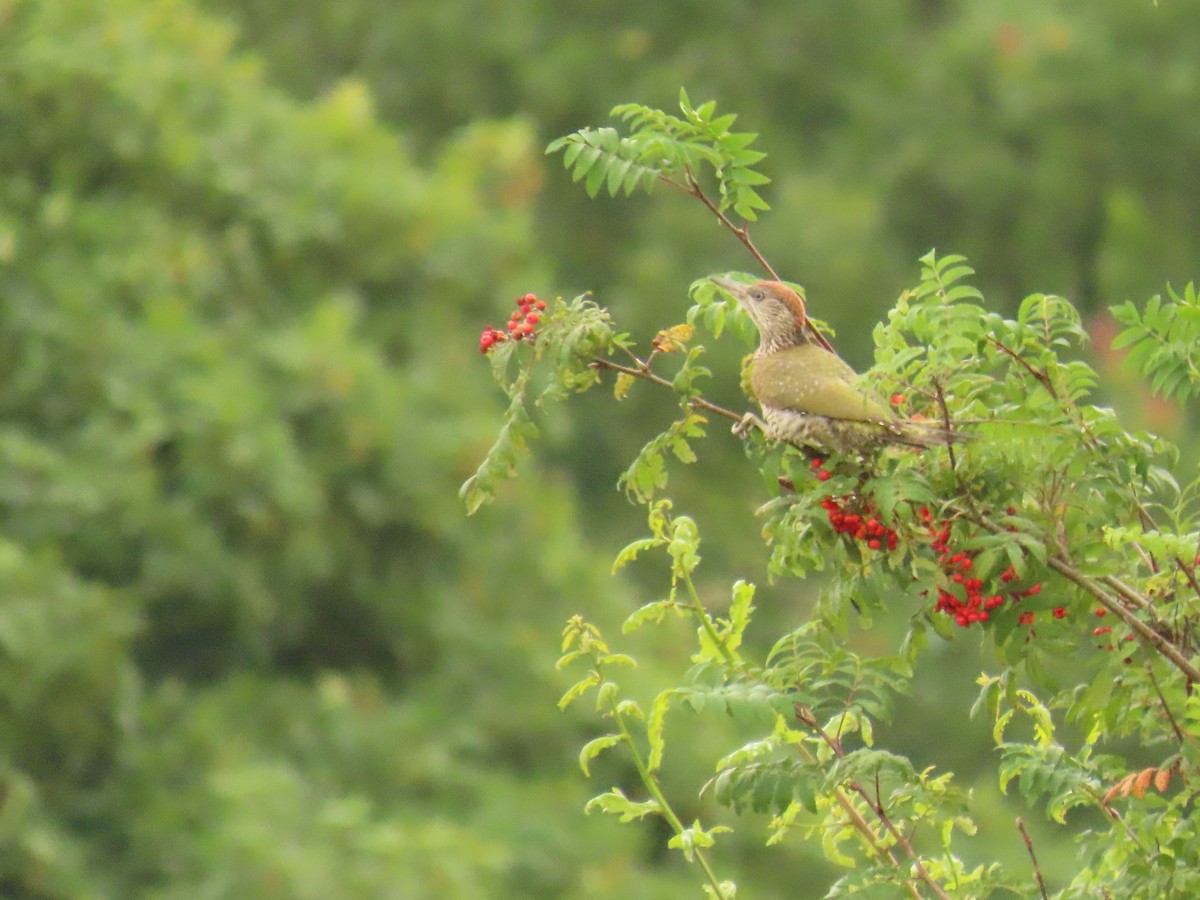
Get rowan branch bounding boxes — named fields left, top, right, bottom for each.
left=967, top=511, right=1200, bottom=684
left=1143, top=658, right=1189, bottom=746
left=659, top=168, right=836, bottom=353
left=589, top=355, right=752, bottom=427
left=794, top=705, right=951, bottom=900
left=986, top=335, right=1058, bottom=399
left=1046, top=555, right=1200, bottom=684
left=1017, top=818, right=1049, bottom=900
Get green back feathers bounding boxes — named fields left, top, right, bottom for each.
left=749, top=345, right=893, bottom=423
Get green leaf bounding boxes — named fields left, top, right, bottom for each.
left=579, top=733, right=623, bottom=776
left=612, top=536, right=664, bottom=572
left=624, top=599, right=677, bottom=632
left=558, top=672, right=601, bottom=710
left=668, top=821, right=732, bottom=862
left=595, top=680, right=619, bottom=713
left=584, top=160, right=607, bottom=198
left=585, top=788, right=660, bottom=822
left=726, top=580, right=756, bottom=650
left=571, top=143, right=603, bottom=180
left=647, top=689, right=676, bottom=772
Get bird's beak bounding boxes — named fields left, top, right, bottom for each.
left=709, top=276, right=745, bottom=298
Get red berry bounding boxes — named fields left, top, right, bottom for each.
left=1052, top=606, right=1066, bottom=619
left=521, top=292, right=537, bottom=305
left=811, top=457, right=824, bottom=469
left=817, top=469, right=831, bottom=482
left=1094, top=608, right=1106, bottom=617
left=890, top=393, right=906, bottom=406
left=525, top=311, right=540, bottom=325
left=867, top=538, right=882, bottom=550
left=1093, top=626, right=1112, bottom=636
left=536, top=298, right=547, bottom=310
left=1019, top=611, right=1034, bottom=625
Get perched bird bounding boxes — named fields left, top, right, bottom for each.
left=710, top=277, right=964, bottom=455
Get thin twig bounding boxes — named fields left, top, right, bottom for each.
left=660, top=168, right=836, bottom=353
left=1046, top=555, right=1200, bottom=685
left=985, top=334, right=1102, bottom=452
left=1016, top=818, right=1049, bottom=900
left=1087, top=784, right=1149, bottom=849
left=1144, top=659, right=1189, bottom=745
left=1175, top=555, right=1200, bottom=604
left=932, top=378, right=960, bottom=478
left=967, top=508, right=1199, bottom=683
left=676, top=167, right=780, bottom=279
left=986, top=336, right=1059, bottom=399
left=829, top=791, right=922, bottom=899
left=589, top=356, right=751, bottom=427
left=1101, top=574, right=1158, bottom=615
left=789, top=708, right=916, bottom=894
left=844, top=779, right=951, bottom=900
left=795, top=706, right=951, bottom=900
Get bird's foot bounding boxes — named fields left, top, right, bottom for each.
left=732, top=412, right=766, bottom=439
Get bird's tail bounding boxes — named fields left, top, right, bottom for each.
left=892, top=421, right=973, bottom=449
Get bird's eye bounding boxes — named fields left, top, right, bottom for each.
left=750, top=290, right=765, bottom=302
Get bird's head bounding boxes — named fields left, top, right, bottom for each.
left=710, top=277, right=809, bottom=352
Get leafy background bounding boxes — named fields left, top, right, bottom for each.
left=0, top=0, right=1197, bottom=896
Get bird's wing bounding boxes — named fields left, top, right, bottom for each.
left=751, top=346, right=893, bottom=423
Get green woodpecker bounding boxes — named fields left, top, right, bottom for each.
left=711, top=277, right=964, bottom=455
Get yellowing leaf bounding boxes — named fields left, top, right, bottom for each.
left=652, top=323, right=694, bottom=353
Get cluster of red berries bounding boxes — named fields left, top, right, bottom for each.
left=808, top=465, right=1055, bottom=631
left=479, top=292, right=546, bottom=353
left=1090, top=606, right=1136, bottom=659
left=814, top=461, right=900, bottom=554
left=810, top=473, right=1138, bottom=649
left=1018, top=605, right=1063, bottom=627
left=921, top=507, right=1043, bottom=629
left=819, top=495, right=900, bottom=553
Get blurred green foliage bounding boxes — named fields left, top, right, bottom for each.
left=0, top=0, right=1196, bottom=896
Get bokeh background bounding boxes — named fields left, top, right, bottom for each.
left=1, top=0, right=1198, bottom=896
